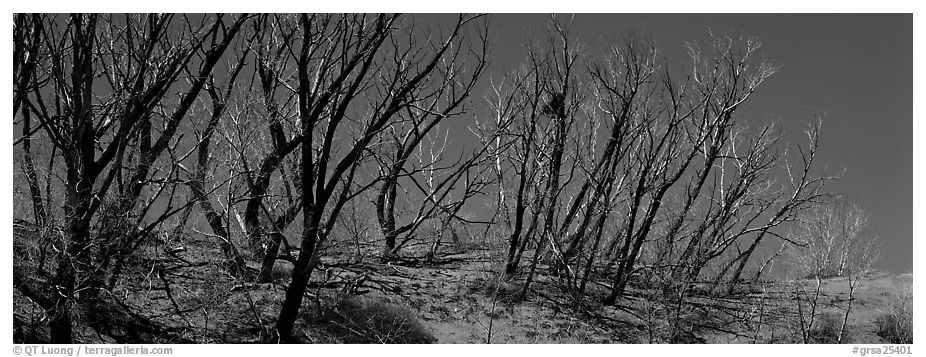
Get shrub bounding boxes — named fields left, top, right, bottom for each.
left=876, top=281, right=912, bottom=344
left=467, top=276, right=521, bottom=304
left=321, top=296, right=435, bottom=344
left=809, top=311, right=842, bottom=343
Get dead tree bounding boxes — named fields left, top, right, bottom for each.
left=491, top=63, right=547, bottom=277
left=272, top=14, right=487, bottom=341
left=181, top=39, right=255, bottom=280
left=561, top=34, right=659, bottom=295
left=517, top=18, right=584, bottom=300
left=13, top=14, right=48, bottom=227
left=601, top=32, right=781, bottom=303
left=835, top=202, right=879, bottom=342
left=788, top=199, right=879, bottom=343
left=235, top=14, right=308, bottom=283
left=720, top=118, right=837, bottom=294
left=16, top=14, right=247, bottom=342
left=675, top=124, right=785, bottom=287
left=97, top=15, right=250, bottom=291
left=372, top=18, right=490, bottom=259
left=491, top=17, right=584, bottom=284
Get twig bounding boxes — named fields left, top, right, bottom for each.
left=156, top=266, right=194, bottom=327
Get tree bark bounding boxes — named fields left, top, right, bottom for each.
left=20, top=108, right=47, bottom=226
left=519, top=104, right=569, bottom=299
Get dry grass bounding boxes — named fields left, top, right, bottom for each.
left=316, top=296, right=435, bottom=344
left=875, top=280, right=913, bottom=344
left=808, top=310, right=843, bottom=343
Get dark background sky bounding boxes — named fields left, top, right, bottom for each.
left=424, top=14, right=912, bottom=272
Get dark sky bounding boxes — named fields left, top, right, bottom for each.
left=427, top=14, right=912, bottom=272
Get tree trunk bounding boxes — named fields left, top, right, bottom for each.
left=503, top=107, right=541, bottom=277
left=725, top=230, right=768, bottom=295
left=275, top=221, right=320, bottom=341
left=51, top=146, right=95, bottom=343
left=376, top=171, right=399, bottom=257
left=257, top=231, right=285, bottom=283
left=503, top=158, right=531, bottom=276
left=518, top=111, right=568, bottom=299
left=20, top=109, right=47, bottom=226
left=838, top=277, right=856, bottom=343
left=578, top=211, right=608, bottom=295
left=190, top=180, right=251, bottom=280
left=255, top=202, right=303, bottom=283
left=244, top=139, right=302, bottom=257
left=276, top=119, right=320, bottom=340
left=608, top=188, right=668, bottom=303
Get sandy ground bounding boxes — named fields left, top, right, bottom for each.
left=13, top=229, right=911, bottom=344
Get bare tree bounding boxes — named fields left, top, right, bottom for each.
left=96, top=15, right=250, bottom=292
left=514, top=18, right=586, bottom=300
left=372, top=17, right=490, bottom=259
left=484, top=26, right=812, bottom=307
left=789, top=199, right=880, bottom=343
left=181, top=38, right=255, bottom=280
left=15, top=13, right=247, bottom=343
left=271, top=14, right=488, bottom=340
left=567, top=33, right=663, bottom=299
left=562, top=34, right=657, bottom=279
left=598, top=31, right=759, bottom=303
left=719, top=117, right=837, bottom=295
left=487, top=16, right=585, bottom=288
left=489, top=60, right=548, bottom=277
left=13, top=14, right=48, bottom=227
left=236, top=14, right=307, bottom=283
